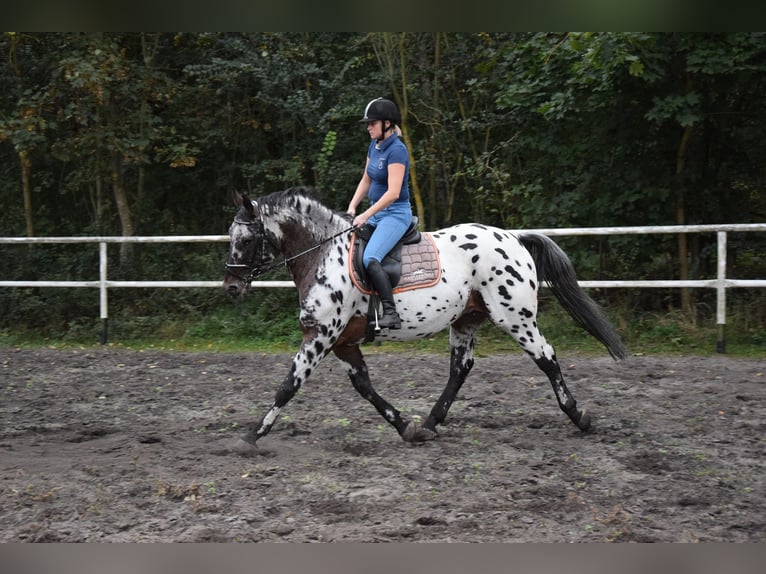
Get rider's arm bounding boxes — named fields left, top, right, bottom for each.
left=347, top=158, right=372, bottom=216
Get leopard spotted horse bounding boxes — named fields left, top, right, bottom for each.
left=223, top=187, right=627, bottom=455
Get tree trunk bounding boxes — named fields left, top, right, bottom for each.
left=96, top=174, right=104, bottom=230
left=425, top=32, right=440, bottom=230
left=675, top=125, right=694, bottom=316
left=19, top=150, right=34, bottom=237
left=111, top=151, right=134, bottom=265
left=137, top=33, right=158, bottom=208
left=399, top=126, right=425, bottom=228
left=370, top=32, right=426, bottom=229
left=395, top=34, right=424, bottom=228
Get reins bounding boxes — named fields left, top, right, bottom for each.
left=225, top=221, right=357, bottom=283
left=270, top=224, right=357, bottom=272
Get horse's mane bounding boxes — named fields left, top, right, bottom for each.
left=258, top=186, right=349, bottom=235
left=260, top=186, right=321, bottom=209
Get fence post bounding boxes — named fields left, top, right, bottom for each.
left=99, top=242, right=108, bottom=345
left=716, top=231, right=727, bottom=353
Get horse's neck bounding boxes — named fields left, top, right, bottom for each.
left=266, top=206, right=346, bottom=292
left=267, top=207, right=343, bottom=256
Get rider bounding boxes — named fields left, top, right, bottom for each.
left=347, top=97, right=412, bottom=330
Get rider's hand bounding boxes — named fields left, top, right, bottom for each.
left=353, top=213, right=368, bottom=228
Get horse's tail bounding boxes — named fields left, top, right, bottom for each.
left=518, top=233, right=628, bottom=361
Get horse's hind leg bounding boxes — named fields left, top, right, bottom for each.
left=421, top=316, right=482, bottom=437
left=333, top=344, right=421, bottom=440
left=532, top=351, right=591, bottom=431
left=492, top=307, right=591, bottom=431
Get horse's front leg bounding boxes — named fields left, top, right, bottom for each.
left=234, top=362, right=308, bottom=450
left=232, top=331, right=331, bottom=455
left=332, top=341, right=423, bottom=442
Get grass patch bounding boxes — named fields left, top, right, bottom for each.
left=2, top=301, right=763, bottom=358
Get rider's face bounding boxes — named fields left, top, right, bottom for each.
left=366, top=120, right=386, bottom=139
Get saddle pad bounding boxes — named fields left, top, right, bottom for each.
left=349, top=232, right=442, bottom=294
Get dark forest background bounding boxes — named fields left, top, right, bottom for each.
left=1, top=33, right=764, bottom=347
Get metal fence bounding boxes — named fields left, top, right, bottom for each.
left=2, top=223, right=765, bottom=351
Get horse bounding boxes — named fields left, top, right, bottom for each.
left=223, top=186, right=627, bottom=455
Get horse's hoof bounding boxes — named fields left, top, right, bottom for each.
left=401, top=422, right=438, bottom=443
left=413, top=427, right=438, bottom=442
left=577, top=410, right=592, bottom=432
left=230, top=438, right=259, bottom=457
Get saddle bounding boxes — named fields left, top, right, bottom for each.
left=349, top=217, right=441, bottom=294
left=349, top=218, right=441, bottom=342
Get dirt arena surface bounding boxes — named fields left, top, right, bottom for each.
left=1, top=346, right=764, bottom=542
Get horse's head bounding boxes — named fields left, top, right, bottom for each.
left=223, top=192, right=279, bottom=298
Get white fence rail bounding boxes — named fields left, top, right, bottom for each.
left=2, top=223, right=765, bottom=351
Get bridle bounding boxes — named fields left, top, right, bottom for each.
left=224, top=216, right=356, bottom=286
left=224, top=218, right=274, bottom=284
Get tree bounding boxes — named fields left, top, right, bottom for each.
left=0, top=33, right=56, bottom=237
left=1, top=33, right=765, bottom=338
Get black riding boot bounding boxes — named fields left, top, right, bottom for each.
left=366, top=259, right=401, bottom=329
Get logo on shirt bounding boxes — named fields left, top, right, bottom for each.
left=377, top=159, right=384, bottom=170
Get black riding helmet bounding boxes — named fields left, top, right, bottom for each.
left=359, top=97, right=402, bottom=130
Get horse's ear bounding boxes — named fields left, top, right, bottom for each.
left=242, top=195, right=256, bottom=217
left=233, top=192, right=257, bottom=217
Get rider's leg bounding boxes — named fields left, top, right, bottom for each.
left=365, top=258, right=401, bottom=329
left=363, top=211, right=410, bottom=330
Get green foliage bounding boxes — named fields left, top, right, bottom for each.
left=1, top=33, right=765, bottom=346
left=314, top=130, right=337, bottom=189
left=2, top=291, right=762, bottom=358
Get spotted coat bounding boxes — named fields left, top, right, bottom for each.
left=223, top=188, right=626, bottom=451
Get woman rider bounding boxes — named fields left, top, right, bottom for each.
left=346, top=98, right=412, bottom=330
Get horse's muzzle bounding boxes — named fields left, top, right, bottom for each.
left=226, top=282, right=242, bottom=297
left=223, top=263, right=255, bottom=298
left=223, top=272, right=248, bottom=298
